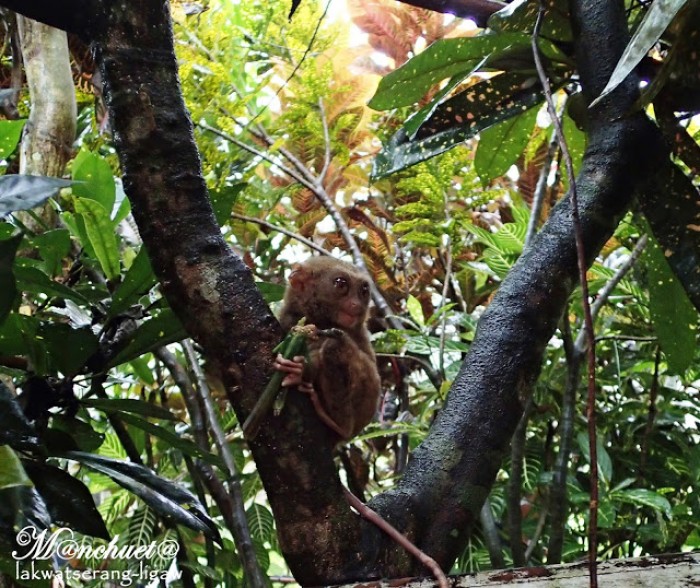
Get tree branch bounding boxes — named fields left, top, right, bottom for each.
left=392, top=0, right=505, bottom=28
left=367, top=0, right=664, bottom=573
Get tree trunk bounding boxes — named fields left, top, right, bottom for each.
left=16, top=16, right=76, bottom=229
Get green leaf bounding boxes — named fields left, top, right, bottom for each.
left=13, top=263, right=91, bottom=305
left=592, top=0, right=689, bottom=107
left=51, top=415, right=104, bottom=452
left=118, top=412, right=223, bottom=467
left=0, top=445, right=31, bottom=490
left=71, top=149, right=117, bottom=216
left=643, top=231, right=697, bottom=374
left=211, top=183, right=245, bottom=226
left=475, top=104, right=539, bottom=184
left=246, top=503, right=275, bottom=543
left=406, top=295, right=425, bottom=327
left=370, top=32, right=539, bottom=110
left=22, top=460, right=110, bottom=539
left=614, top=488, right=673, bottom=519
left=74, top=198, right=121, bottom=280
left=81, top=398, right=175, bottom=421
left=639, top=162, right=700, bottom=311
left=60, top=210, right=97, bottom=259
left=37, top=323, right=99, bottom=376
left=373, top=72, right=556, bottom=179
left=0, top=119, right=26, bottom=160
left=28, top=229, right=71, bottom=277
left=488, top=0, right=572, bottom=42
left=108, top=308, right=187, bottom=367
left=0, top=175, right=72, bottom=215
left=576, top=432, right=613, bottom=488
left=0, top=232, right=22, bottom=324
left=256, top=281, right=285, bottom=304
left=60, top=451, right=220, bottom=540
left=109, top=247, right=156, bottom=318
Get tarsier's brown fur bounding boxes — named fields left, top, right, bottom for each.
left=274, top=257, right=448, bottom=587
left=277, top=256, right=381, bottom=440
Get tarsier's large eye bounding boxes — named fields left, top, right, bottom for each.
left=333, top=276, right=349, bottom=292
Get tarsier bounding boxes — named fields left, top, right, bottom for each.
left=273, top=257, right=448, bottom=588
left=274, top=256, right=381, bottom=441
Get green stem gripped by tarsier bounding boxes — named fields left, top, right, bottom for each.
left=242, top=319, right=313, bottom=439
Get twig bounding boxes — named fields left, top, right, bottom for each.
left=318, top=98, right=331, bottom=183
left=507, top=395, right=534, bottom=567
left=231, top=212, right=330, bottom=256
left=343, top=488, right=449, bottom=588
left=587, top=235, right=648, bottom=328
left=525, top=125, right=561, bottom=248
left=181, top=341, right=268, bottom=588
left=532, top=5, right=599, bottom=585
left=639, top=347, right=660, bottom=475
left=594, top=335, right=657, bottom=343
left=547, top=314, right=581, bottom=563
left=480, top=499, right=506, bottom=568
left=438, top=199, right=454, bottom=378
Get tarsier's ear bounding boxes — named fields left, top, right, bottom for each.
left=288, top=263, right=311, bottom=291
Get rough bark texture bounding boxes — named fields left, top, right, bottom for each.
left=0, top=0, right=671, bottom=585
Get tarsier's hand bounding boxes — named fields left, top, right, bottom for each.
left=274, top=354, right=313, bottom=393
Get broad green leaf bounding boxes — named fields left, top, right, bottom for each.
left=614, top=488, right=673, bottom=519
left=60, top=451, right=220, bottom=540
left=0, top=175, right=72, bottom=215
left=129, top=356, right=156, bottom=385
left=0, top=381, right=39, bottom=450
left=576, top=432, right=613, bottom=488
left=596, top=500, right=616, bottom=529
left=72, top=149, right=117, bottom=215
left=643, top=231, right=697, bottom=374
left=256, top=281, right=285, bottom=304
left=117, top=412, right=223, bottom=467
left=639, top=162, right=700, bottom=311
left=403, top=69, right=478, bottom=139
left=488, top=0, right=572, bottom=42
left=405, top=335, right=469, bottom=354
left=108, top=308, right=187, bottom=367
left=112, top=181, right=131, bottom=224
left=37, top=323, right=99, bottom=376
left=0, top=232, right=22, bottom=324
left=246, top=503, right=275, bottom=543
left=0, top=486, right=52, bottom=542
left=211, top=183, right=245, bottom=225
left=592, top=0, right=689, bottom=107
left=22, top=461, right=110, bottom=539
left=51, top=415, right=104, bottom=452
left=109, top=247, right=156, bottom=318
left=0, top=445, right=31, bottom=490
left=82, top=397, right=176, bottom=421
left=406, top=294, right=425, bottom=327
left=28, top=229, right=71, bottom=277
left=475, top=105, right=539, bottom=185
left=0, top=119, right=26, bottom=160
left=74, top=198, right=121, bottom=280
left=60, top=210, right=97, bottom=259
left=370, top=32, right=544, bottom=110
left=13, top=263, right=90, bottom=305
left=373, top=72, right=557, bottom=178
